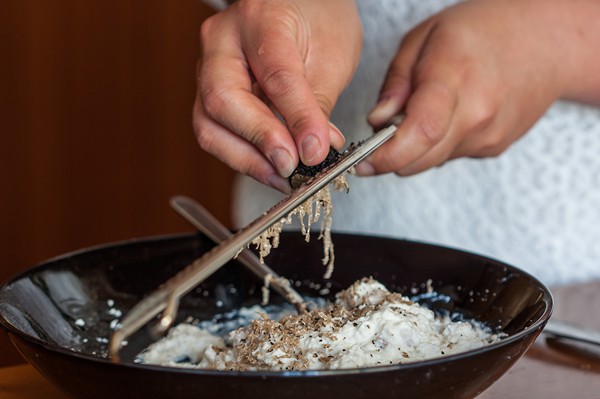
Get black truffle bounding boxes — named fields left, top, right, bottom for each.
left=289, top=147, right=342, bottom=189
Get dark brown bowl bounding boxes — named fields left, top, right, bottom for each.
left=0, top=232, right=552, bottom=399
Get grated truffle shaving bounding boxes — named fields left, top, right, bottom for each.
left=141, top=277, right=505, bottom=371
left=250, top=175, right=349, bottom=279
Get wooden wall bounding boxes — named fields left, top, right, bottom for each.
left=0, top=1, right=234, bottom=366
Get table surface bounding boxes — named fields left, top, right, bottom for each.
left=1, top=282, right=600, bottom=399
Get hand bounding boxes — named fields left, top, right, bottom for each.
left=193, top=0, right=362, bottom=192
left=359, top=0, right=600, bottom=177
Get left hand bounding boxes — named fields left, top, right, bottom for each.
left=358, top=0, right=595, bottom=176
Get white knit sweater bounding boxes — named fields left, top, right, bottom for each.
left=230, top=0, right=600, bottom=287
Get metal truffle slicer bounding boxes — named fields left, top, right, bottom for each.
left=169, top=195, right=307, bottom=312
left=108, top=119, right=400, bottom=362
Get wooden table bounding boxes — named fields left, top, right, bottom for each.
left=1, top=282, right=599, bottom=399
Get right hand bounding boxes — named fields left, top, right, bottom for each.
left=193, top=0, right=362, bottom=192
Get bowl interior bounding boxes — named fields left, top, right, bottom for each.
left=0, top=232, right=552, bottom=398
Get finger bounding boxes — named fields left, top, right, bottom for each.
left=193, top=97, right=291, bottom=193
left=244, top=22, right=332, bottom=166
left=252, top=82, right=346, bottom=151
left=367, top=19, right=437, bottom=128
left=356, top=78, right=457, bottom=176
left=392, top=126, right=461, bottom=175
left=328, top=122, right=346, bottom=151
left=199, top=16, right=299, bottom=178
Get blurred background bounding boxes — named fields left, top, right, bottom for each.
left=0, top=1, right=233, bottom=366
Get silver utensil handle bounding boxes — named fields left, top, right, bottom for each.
left=169, top=195, right=305, bottom=308
left=110, top=123, right=398, bottom=361
left=544, top=318, right=600, bottom=347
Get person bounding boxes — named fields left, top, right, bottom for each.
left=193, top=0, right=600, bottom=287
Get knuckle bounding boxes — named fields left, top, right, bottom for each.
left=465, top=94, right=498, bottom=133
left=413, top=116, right=445, bottom=146
left=245, top=126, right=269, bottom=149
left=477, top=132, right=509, bottom=158
left=200, top=85, right=228, bottom=118
left=199, top=15, right=217, bottom=43
left=408, top=81, right=454, bottom=146
left=470, top=102, right=497, bottom=132
left=192, top=111, right=220, bottom=156
left=242, top=121, right=285, bottom=154
left=372, top=151, right=401, bottom=175
left=236, top=158, right=260, bottom=178
left=260, top=65, right=296, bottom=100
left=288, top=112, right=313, bottom=132
left=413, top=57, right=437, bottom=83
left=313, top=93, right=334, bottom=117
left=386, top=68, right=411, bottom=89
left=194, top=123, right=217, bottom=154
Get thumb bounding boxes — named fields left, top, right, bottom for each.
left=368, top=20, right=436, bottom=128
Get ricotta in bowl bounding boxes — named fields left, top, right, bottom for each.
left=141, top=277, right=502, bottom=371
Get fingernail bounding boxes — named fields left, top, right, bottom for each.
left=269, top=148, right=295, bottom=177
left=300, top=134, right=321, bottom=164
left=267, top=174, right=292, bottom=194
left=354, top=160, right=376, bottom=176
left=368, top=96, right=400, bottom=126
left=328, top=122, right=346, bottom=150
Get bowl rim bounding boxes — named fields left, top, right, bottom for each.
left=0, top=232, right=553, bottom=377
